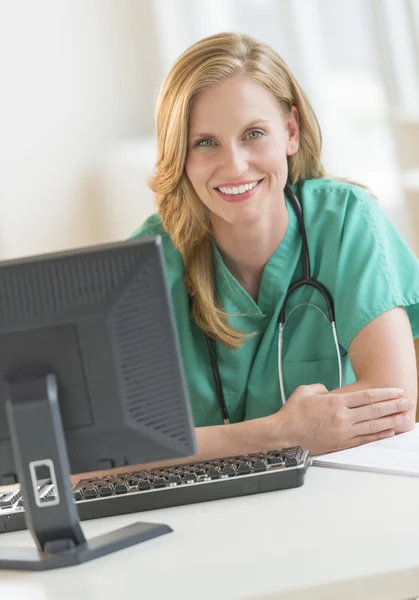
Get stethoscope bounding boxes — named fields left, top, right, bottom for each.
left=206, top=183, right=343, bottom=425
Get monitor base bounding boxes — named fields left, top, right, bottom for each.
left=0, top=521, right=172, bottom=571
left=2, top=372, right=173, bottom=571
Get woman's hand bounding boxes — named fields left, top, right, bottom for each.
left=272, top=384, right=415, bottom=456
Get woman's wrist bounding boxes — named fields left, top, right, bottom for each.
left=201, top=413, right=289, bottom=458
left=262, top=410, right=292, bottom=450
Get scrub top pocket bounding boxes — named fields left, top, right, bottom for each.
left=282, top=352, right=352, bottom=400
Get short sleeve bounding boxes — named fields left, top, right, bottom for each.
left=129, top=213, right=164, bottom=239
left=334, top=186, right=419, bottom=349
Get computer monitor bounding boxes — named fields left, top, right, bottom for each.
left=0, top=235, right=196, bottom=570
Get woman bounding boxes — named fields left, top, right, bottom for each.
left=132, top=32, right=419, bottom=459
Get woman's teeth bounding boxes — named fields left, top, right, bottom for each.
left=217, top=180, right=259, bottom=195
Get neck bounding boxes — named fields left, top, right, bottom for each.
left=212, top=201, right=289, bottom=301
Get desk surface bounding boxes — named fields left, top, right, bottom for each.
left=0, top=466, right=418, bottom=600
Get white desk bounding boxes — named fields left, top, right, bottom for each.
left=0, top=466, right=419, bottom=600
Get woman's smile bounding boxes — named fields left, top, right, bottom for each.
left=214, top=178, right=264, bottom=203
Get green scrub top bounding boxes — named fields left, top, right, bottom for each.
left=131, top=178, right=419, bottom=427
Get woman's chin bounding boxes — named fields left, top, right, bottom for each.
left=209, top=203, right=265, bottom=228
left=226, top=209, right=263, bottom=226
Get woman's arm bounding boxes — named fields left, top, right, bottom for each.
left=72, top=415, right=280, bottom=483
left=193, top=308, right=418, bottom=460
left=73, top=307, right=416, bottom=482
left=333, top=306, right=417, bottom=432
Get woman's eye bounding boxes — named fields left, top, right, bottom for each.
left=195, top=139, right=214, bottom=147
left=246, top=130, right=263, bottom=140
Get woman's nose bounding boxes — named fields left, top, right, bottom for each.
left=221, top=144, right=248, bottom=178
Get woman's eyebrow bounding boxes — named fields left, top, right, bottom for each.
left=189, top=118, right=270, bottom=138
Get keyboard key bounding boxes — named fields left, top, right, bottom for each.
left=284, top=447, right=303, bottom=466
left=78, top=477, right=99, bottom=484
left=252, top=460, right=268, bottom=472
left=114, top=481, right=129, bottom=494
left=207, top=468, right=221, bottom=480
left=127, top=477, right=139, bottom=487
left=98, top=485, right=113, bottom=497
left=168, top=475, right=182, bottom=486
left=40, top=493, right=57, bottom=504
left=267, top=456, right=284, bottom=466
left=221, top=465, right=236, bottom=477
left=282, top=446, right=301, bottom=457
left=237, top=462, right=252, bottom=475
left=183, top=473, right=198, bottom=484
left=0, top=491, right=21, bottom=508
left=194, top=468, right=207, bottom=478
left=73, top=490, right=83, bottom=501
left=83, top=487, right=98, bottom=499
left=152, top=477, right=167, bottom=489
left=137, top=480, right=151, bottom=491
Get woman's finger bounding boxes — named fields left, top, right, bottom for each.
left=351, top=397, right=414, bottom=424
left=352, top=412, right=410, bottom=436
left=340, top=387, right=404, bottom=409
left=341, top=428, right=396, bottom=449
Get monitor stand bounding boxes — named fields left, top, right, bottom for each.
left=0, top=373, right=172, bottom=571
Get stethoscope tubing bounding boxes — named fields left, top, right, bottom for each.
left=207, top=183, right=342, bottom=424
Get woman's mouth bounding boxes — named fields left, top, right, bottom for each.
left=215, top=179, right=263, bottom=203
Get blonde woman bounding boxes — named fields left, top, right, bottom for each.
left=132, top=32, right=419, bottom=459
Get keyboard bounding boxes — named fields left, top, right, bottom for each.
left=0, top=446, right=310, bottom=534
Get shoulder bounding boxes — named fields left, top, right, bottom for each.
left=130, top=212, right=168, bottom=239
left=296, top=177, right=383, bottom=237
left=298, top=177, right=375, bottom=215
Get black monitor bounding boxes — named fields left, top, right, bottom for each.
left=0, top=236, right=196, bottom=570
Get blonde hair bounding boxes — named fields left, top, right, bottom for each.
left=149, top=32, right=327, bottom=349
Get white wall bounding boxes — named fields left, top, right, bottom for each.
left=1, top=0, right=417, bottom=260
left=0, top=0, right=161, bottom=259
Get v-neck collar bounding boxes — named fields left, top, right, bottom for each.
left=213, top=192, right=301, bottom=317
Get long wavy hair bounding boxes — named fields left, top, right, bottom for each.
left=149, top=32, right=326, bottom=349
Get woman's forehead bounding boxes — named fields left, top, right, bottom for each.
left=188, top=76, right=283, bottom=134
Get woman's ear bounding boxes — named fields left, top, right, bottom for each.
left=286, top=106, right=300, bottom=156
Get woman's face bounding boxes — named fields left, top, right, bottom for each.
left=185, top=75, right=299, bottom=228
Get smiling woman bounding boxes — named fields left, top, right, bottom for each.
left=130, top=32, right=419, bottom=459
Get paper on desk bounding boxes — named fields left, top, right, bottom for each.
left=312, top=423, right=419, bottom=477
